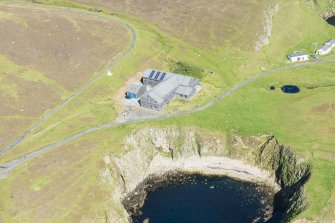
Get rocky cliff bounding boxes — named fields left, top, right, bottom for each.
left=103, top=127, right=311, bottom=222
left=306, top=0, right=335, bottom=19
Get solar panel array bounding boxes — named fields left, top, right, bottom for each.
left=160, top=73, right=166, bottom=81
left=148, top=70, right=167, bottom=82
left=154, top=71, right=161, bottom=80
left=149, top=70, right=155, bottom=79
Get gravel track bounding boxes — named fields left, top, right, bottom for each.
left=0, top=3, right=137, bottom=156
left=1, top=59, right=334, bottom=178
left=1, top=2, right=335, bottom=179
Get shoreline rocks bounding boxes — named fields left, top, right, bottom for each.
left=105, top=127, right=311, bottom=222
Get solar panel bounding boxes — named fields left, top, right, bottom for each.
left=159, top=72, right=166, bottom=81
left=154, top=71, right=161, bottom=80
left=149, top=70, right=155, bottom=79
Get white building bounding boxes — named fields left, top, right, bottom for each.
left=287, top=51, right=309, bottom=62
left=316, top=39, right=335, bottom=55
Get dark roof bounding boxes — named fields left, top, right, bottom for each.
left=143, top=69, right=171, bottom=82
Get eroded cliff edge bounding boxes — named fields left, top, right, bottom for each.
left=103, top=127, right=311, bottom=222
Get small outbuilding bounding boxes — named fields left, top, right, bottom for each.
left=175, top=86, right=196, bottom=99
left=287, top=52, right=309, bottom=62
left=126, top=84, right=146, bottom=99
left=316, top=39, right=335, bottom=55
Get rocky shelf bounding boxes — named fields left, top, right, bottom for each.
left=102, top=127, right=311, bottom=222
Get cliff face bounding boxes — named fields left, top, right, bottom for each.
left=305, top=0, right=335, bottom=19
left=104, top=127, right=311, bottom=222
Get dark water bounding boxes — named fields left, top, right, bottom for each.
left=131, top=174, right=284, bottom=223
left=281, top=85, right=300, bottom=94
left=326, top=16, right=335, bottom=26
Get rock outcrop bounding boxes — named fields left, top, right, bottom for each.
left=305, top=0, right=335, bottom=19
left=254, top=3, right=279, bottom=51
left=104, top=127, right=311, bottom=222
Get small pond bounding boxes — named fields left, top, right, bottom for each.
left=281, top=85, right=300, bottom=94
left=126, top=173, right=284, bottom=223
left=326, top=16, right=335, bottom=27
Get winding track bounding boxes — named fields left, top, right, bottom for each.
left=1, top=59, right=335, bottom=178
left=0, top=4, right=137, bottom=156
left=1, top=3, right=335, bottom=179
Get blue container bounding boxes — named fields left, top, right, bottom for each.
left=127, top=92, right=137, bottom=99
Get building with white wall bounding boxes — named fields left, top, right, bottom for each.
left=316, top=39, right=335, bottom=55
left=287, top=51, right=309, bottom=62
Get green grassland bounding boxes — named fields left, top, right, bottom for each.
left=308, top=0, right=335, bottom=16
left=0, top=2, right=130, bottom=149
left=0, top=0, right=335, bottom=222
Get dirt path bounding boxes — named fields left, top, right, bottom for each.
left=1, top=59, right=335, bottom=179
left=0, top=2, right=137, bottom=156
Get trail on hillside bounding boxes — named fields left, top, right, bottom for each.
left=1, top=1, right=335, bottom=179
left=1, top=59, right=335, bottom=178
left=0, top=2, right=137, bottom=156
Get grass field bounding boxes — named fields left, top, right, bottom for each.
left=307, top=0, right=335, bottom=17
left=0, top=0, right=335, bottom=222
left=34, top=0, right=279, bottom=50
left=0, top=2, right=130, bottom=149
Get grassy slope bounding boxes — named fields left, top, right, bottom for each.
left=39, top=0, right=275, bottom=50
left=0, top=53, right=66, bottom=150
left=311, top=0, right=335, bottom=15
left=0, top=2, right=130, bottom=149
left=0, top=127, right=132, bottom=223
left=161, top=63, right=335, bottom=219
left=0, top=0, right=335, bottom=222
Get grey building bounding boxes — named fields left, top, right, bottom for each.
left=316, top=39, right=335, bottom=55
left=126, top=84, right=146, bottom=99
left=287, top=51, right=309, bottom=62
left=175, top=86, right=196, bottom=99
left=142, top=69, right=171, bottom=87
left=139, top=69, right=200, bottom=110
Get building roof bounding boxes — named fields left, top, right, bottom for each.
left=325, top=39, right=335, bottom=46
left=143, top=69, right=198, bottom=86
left=317, top=44, right=333, bottom=52
left=174, top=74, right=194, bottom=87
left=141, top=69, right=200, bottom=105
left=144, top=76, right=180, bottom=104
left=127, top=84, right=144, bottom=94
left=287, top=51, right=308, bottom=59
left=143, top=69, right=171, bottom=82
left=176, top=86, right=194, bottom=97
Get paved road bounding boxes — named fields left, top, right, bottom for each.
left=1, top=59, right=334, bottom=179
left=0, top=3, right=137, bottom=156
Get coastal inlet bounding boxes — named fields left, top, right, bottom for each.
left=110, top=127, right=311, bottom=223
left=123, top=173, right=284, bottom=223
left=326, top=16, right=335, bottom=26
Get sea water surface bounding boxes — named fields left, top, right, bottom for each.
left=326, top=16, right=335, bottom=26
left=131, top=174, right=284, bottom=223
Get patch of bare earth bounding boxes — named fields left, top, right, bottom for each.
left=73, top=0, right=276, bottom=49
left=0, top=4, right=129, bottom=90
left=0, top=3, right=129, bottom=148
left=311, top=102, right=335, bottom=113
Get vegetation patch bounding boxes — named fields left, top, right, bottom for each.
left=173, top=61, right=205, bottom=79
